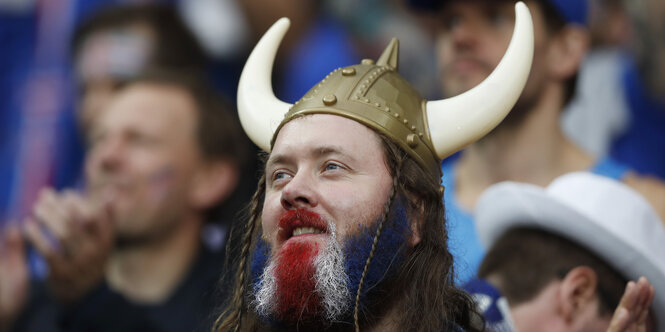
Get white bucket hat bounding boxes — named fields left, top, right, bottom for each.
left=475, top=172, right=665, bottom=330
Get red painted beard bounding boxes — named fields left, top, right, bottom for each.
left=273, top=209, right=328, bottom=323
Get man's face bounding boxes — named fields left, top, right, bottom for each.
left=435, top=0, right=550, bottom=105
left=85, top=83, right=203, bottom=245
left=257, top=114, right=400, bottom=324
left=262, top=114, right=394, bottom=253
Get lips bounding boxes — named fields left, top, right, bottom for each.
left=277, top=209, right=329, bottom=244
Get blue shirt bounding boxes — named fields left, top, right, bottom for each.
left=610, top=58, right=665, bottom=179
left=464, top=278, right=517, bottom=332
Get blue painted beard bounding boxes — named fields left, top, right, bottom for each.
left=249, top=201, right=411, bottom=326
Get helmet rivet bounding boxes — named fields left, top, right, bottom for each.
left=342, top=68, right=356, bottom=76
left=403, top=119, right=409, bottom=125
left=419, top=132, right=424, bottom=137
left=394, top=113, right=400, bottom=118
left=411, top=125, right=417, bottom=131
left=323, top=94, right=337, bottom=106
left=361, top=59, right=375, bottom=65
left=374, top=102, right=381, bottom=107
left=407, top=134, right=418, bottom=147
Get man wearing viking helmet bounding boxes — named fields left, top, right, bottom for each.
left=215, top=3, right=534, bottom=331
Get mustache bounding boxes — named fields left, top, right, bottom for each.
left=278, top=209, right=330, bottom=239
left=444, top=54, right=494, bottom=72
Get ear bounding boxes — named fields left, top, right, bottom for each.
left=189, top=160, right=239, bottom=210
left=558, top=266, right=599, bottom=323
left=546, top=25, right=589, bottom=80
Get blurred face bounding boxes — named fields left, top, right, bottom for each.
left=435, top=0, right=550, bottom=106
left=75, top=24, right=155, bottom=132
left=85, top=83, right=203, bottom=245
left=255, top=114, right=403, bottom=324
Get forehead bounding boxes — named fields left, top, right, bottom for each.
left=97, top=83, right=197, bottom=134
left=270, top=114, right=385, bottom=163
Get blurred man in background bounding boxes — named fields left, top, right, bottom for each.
left=606, top=0, right=665, bottom=179
left=0, top=71, right=248, bottom=332
left=71, top=3, right=208, bottom=132
left=417, top=0, right=665, bottom=283
left=468, top=172, right=663, bottom=332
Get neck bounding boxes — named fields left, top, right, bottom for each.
left=455, top=84, right=593, bottom=210
left=106, top=213, right=202, bottom=303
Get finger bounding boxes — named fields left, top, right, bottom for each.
left=608, top=281, right=638, bottom=332
left=73, top=194, right=102, bottom=232
left=621, top=281, right=639, bottom=310
left=607, top=307, right=631, bottom=332
left=69, top=196, right=112, bottom=255
left=85, top=197, right=115, bottom=246
left=46, top=191, right=94, bottom=261
left=33, top=193, right=71, bottom=244
left=59, top=192, right=88, bottom=252
left=23, top=217, right=59, bottom=259
left=635, top=277, right=651, bottom=313
left=637, top=285, right=655, bottom=326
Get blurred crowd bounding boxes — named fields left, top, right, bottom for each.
left=0, top=0, right=664, bottom=331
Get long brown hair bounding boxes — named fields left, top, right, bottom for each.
left=213, top=134, right=483, bottom=331
left=377, top=135, right=483, bottom=332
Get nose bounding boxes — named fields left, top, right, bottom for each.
left=280, top=171, right=318, bottom=210
left=449, top=19, right=480, bottom=51
left=91, top=136, right=125, bottom=173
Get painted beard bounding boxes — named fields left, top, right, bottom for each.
left=250, top=203, right=410, bottom=327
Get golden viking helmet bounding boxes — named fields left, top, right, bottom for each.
left=238, top=2, right=534, bottom=179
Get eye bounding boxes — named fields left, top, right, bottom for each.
left=487, top=8, right=511, bottom=27
left=440, top=13, right=461, bottom=31
left=272, top=171, right=292, bottom=182
left=128, top=132, right=158, bottom=146
left=325, top=163, right=341, bottom=171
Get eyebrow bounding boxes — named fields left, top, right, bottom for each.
left=265, top=145, right=357, bottom=170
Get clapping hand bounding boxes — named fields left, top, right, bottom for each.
left=607, top=277, right=655, bottom=332
left=24, top=188, right=114, bottom=304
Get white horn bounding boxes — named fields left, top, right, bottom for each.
left=237, top=17, right=293, bottom=152
left=426, top=2, right=534, bottom=159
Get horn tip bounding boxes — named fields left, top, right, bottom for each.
left=276, top=17, right=291, bottom=28
left=514, top=2, right=528, bottom=14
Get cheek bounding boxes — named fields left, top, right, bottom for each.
left=435, top=36, right=453, bottom=65
left=325, top=186, right=389, bottom=237
left=260, top=193, right=281, bottom=246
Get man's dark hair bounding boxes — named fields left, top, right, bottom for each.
left=71, top=3, right=208, bottom=72
left=479, top=227, right=627, bottom=316
left=214, top=127, right=483, bottom=331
